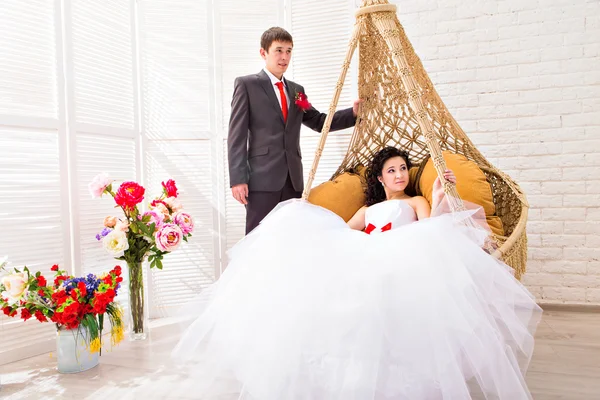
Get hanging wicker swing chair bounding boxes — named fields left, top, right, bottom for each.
left=303, top=0, right=529, bottom=279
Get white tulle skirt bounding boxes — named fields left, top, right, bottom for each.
left=172, top=199, right=541, bottom=400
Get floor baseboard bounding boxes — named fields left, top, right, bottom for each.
left=539, top=302, right=600, bottom=313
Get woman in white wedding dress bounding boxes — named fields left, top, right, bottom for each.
left=173, top=147, right=542, bottom=400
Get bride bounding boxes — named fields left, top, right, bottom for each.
left=172, top=147, right=542, bottom=399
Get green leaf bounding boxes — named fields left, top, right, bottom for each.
left=130, top=223, right=139, bottom=234
left=135, top=221, right=148, bottom=236
left=156, top=259, right=164, bottom=270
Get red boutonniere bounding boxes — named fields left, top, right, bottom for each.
left=295, top=92, right=311, bottom=112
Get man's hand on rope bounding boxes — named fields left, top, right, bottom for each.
left=352, top=99, right=364, bottom=117
left=232, top=183, right=249, bottom=205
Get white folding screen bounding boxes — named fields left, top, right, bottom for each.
left=288, top=0, right=358, bottom=185
left=139, top=0, right=217, bottom=318
left=66, top=0, right=140, bottom=278
left=0, top=0, right=68, bottom=364
left=0, top=0, right=141, bottom=364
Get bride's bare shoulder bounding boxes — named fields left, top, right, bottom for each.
left=408, top=196, right=429, bottom=205
left=405, top=196, right=430, bottom=212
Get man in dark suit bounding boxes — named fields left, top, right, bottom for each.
left=228, top=27, right=360, bottom=234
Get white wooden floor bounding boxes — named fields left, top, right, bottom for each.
left=1, top=307, right=599, bottom=399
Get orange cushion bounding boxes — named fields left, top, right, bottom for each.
left=308, top=169, right=365, bottom=222
left=418, top=151, right=504, bottom=236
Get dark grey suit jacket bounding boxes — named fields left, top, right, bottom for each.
left=227, top=70, right=356, bottom=193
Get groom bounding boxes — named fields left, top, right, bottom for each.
left=228, top=27, right=361, bottom=234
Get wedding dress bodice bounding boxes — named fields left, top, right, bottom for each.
left=364, top=200, right=418, bottom=234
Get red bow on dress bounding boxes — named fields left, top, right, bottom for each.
left=365, top=222, right=392, bottom=234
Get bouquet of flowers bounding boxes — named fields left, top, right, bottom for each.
left=0, top=260, right=124, bottom=354
left=89, top=174, right=194, bottom=339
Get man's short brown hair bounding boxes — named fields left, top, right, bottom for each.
left=260, top=27, right=293, bottom=51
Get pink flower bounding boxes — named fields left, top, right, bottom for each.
left=114, top=182, right=145, bottom=210
left=173, top=212, right=194, bottom=235
left=103, top=216, right=117, bottom=228
left=164, top=196, right=183, bottom=212
left=155, top=224, right=183, bottom=252
left=152, top=203, right=170, bottom=219
left=141, top=210, right=164, bottom=231
left=88, top=173, right=113, bottom=198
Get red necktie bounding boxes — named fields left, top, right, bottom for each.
left=275, top=81, right=288, bottom=123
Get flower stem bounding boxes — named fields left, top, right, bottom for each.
left=128, top=261, right=144, bottom=334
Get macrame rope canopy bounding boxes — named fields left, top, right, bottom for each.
left=301, top=0, right=530, bottom=278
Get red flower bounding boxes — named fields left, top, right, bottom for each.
left=151, top=199, right=169, bottom=209
left=2, top=307, right=16, bottom=317
left=51, top=264, right=59, bottom=271
left=38, top=289, right=45, bottom=297
left=77, top=281, right=87, bottom=297
left=59, top=302, right=80, bottom=329
left=294, top=92, right=311, bottom=112
left=21, top=308, right=32, bottom=321
left=54, top=275, right=67, bottom=287
left=103, top=275, right=113, bottom=285
left=37, top=275, right=47, bottom=287
left=52, top=290, right=68, bottom=307
left=161, top=179, right=179, bottom=198
left=113, top=265, right=122, bottom=276
left=115, top=181, right=145, bottom=210
left=34, top=310, right=47, bottom=323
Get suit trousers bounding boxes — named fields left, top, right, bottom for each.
left=245, top=174, right=301, bottom=234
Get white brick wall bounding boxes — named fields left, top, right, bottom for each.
left=394, top=0, right=600, bottom=304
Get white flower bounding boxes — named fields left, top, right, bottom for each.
left=1, top=272, right=28, bottom=305
left=102, top=230, right=129, bottom=258
left=88, top=172, right=113, bottom=198
left=114, top=219, right=130, bottom=232
left=164, top=196, right=183, bottom=212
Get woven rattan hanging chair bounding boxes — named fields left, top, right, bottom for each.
left=302, top=0, right=529, bottom=279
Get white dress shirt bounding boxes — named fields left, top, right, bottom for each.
left=263, top=68, right=291, bottom=110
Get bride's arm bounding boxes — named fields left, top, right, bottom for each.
left=413, top=197, right=432, bottom=220
left=347, top=206, right=368, bottom=231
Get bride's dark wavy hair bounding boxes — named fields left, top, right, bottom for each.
left=365, top=147, right=412, bottom=206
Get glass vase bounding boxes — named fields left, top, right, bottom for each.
left=127, top=260, right=148, bottom=340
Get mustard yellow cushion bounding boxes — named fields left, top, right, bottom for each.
left=308, top=169, right=365, bottom=222
left=418, top=151, right=504, bottom=237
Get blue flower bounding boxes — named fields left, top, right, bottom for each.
left=95, top=227, right=113, bottom=241
left=64, top=274, right=101, bottom=300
